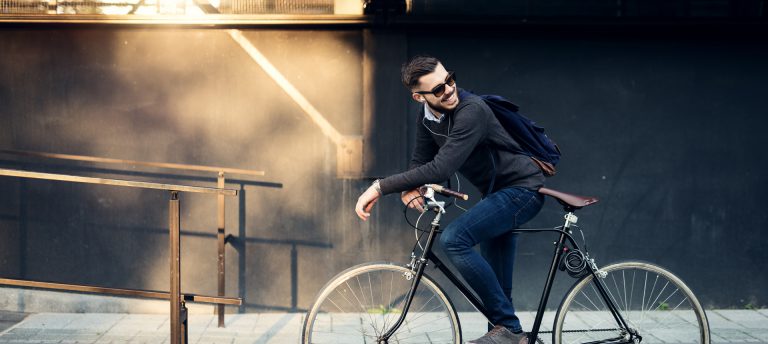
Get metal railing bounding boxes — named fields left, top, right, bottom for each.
left=0, top=0, right=335, bottom=15
left=0, top=168, right=238, bottom=344
left=0, top=149, right=265, bottom=332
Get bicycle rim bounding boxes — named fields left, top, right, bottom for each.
left=554, top=261, right=710, bottom=344
left=303, top=262, right=461, bottom=344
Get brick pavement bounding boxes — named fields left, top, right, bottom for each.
left=0, top=310, right=765, bottom=343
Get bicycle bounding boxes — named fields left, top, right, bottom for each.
left=302, top=184, right=710, bottom=344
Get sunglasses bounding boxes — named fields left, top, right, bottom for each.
left=415, top=71, right=456, bottom=98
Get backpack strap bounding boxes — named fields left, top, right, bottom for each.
left=486, top=146, right=496, bottom=198
left=460, top=89, right=497, bottom=197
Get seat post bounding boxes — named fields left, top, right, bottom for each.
left=563, top=211, right=578, bottom=230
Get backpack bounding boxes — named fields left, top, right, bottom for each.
left=459, top=90, right=561, bottom=176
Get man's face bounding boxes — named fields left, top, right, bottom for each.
left=412, top=63, right=459, bottom=113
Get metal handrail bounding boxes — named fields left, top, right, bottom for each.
left=0, top=167, right=240, bottom=344
left=0, top=149, right=264, bottom=177
left=0, top=278, right=241, bottom=305
left=1, top=148, right=260, bottom=327
left=0, top=14, right=371, bottom=26
left=0, top=168, right=238, bottom=195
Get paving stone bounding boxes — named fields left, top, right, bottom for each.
left=195, top=336, right=234, bottom=344
left=712, top=309, right=768, bottom=330
left=15, top=313, right=75, bottom=329
left=1, top=310, right=766, bottom=343
left=710, top=328, right=764, bottom=343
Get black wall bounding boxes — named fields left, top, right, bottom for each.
left=1, top=23, right=766, bottom=313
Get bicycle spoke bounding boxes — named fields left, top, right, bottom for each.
left=402, top=305, right=448, bottom=329
left=304, top=264, right=459, bottom=344
left=326, top=295, right=346, bottom=313
left=601, top=276, right=624, bottom=314
left=651, top=287, right=679, bottom=312
left=342, top=280, right=368, bottom=313
left=379, top=272, right=406, bottom=335
left=641, top=270, right=648, bottom=321
left=611, top=274, right=623, bottom=312
left=348, top=277, right=382, bottom=338
left=356, top=275, right=383, bottom=337
left=644, top=274, right=660, bottom=316
left=648, top=292, right=688, bottom=328
left=366, top=272, right=381, bottom=336
left=555, top=263, right=708, bottom=344
left=629, top=269, right=636, bottom=314
left=589, top=280, right=610, bottom=311
left=622, top=270, right=628, bottom=313
left=575, top=289, right=601, bottom=312
left=334, top=284, right=362, bottom=312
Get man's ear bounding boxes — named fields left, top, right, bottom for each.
left=411, top=93, right=425, bottom=103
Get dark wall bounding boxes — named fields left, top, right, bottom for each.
left=1, top=24, right=766, bottom=313
left=404, top=29, right=768, bottom=310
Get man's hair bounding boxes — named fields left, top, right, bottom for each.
left=401, top=55, right=442, bottom=90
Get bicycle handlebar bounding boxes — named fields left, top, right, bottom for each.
left=426, top=184, right=469, bottom=201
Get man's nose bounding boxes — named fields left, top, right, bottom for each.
left=442, top=83, right=456, bottom=98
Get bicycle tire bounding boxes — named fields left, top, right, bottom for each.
left=302, top=262, right=462, bottom=344
left=553, top=261, right=710, bottom=344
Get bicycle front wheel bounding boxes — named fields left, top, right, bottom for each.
left=554, top=261, right=710, bottom=344
left=302, top=262, right=461, bottom=344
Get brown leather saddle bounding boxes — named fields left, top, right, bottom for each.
left=538, top=187, right=599, bottom=212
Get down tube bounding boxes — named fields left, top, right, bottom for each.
left=429, top=253, right=490, bottom=317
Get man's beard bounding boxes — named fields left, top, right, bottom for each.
left=426, top=96, right=456, bottom=114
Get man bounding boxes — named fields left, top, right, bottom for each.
left=355, top=55, right=545, bottom=344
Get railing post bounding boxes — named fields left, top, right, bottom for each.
left=169, top=191, right=185, bottom=344
left=216, top=171, right=226, bottom=327
left=181, top=301, right=188, bottom=343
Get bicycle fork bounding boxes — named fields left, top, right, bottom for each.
left=378, top=209, right=444, bottom=343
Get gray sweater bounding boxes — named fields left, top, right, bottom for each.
left=379, top=90, right=545, bottom=196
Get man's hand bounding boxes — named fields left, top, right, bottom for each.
left=355, top=185, right=381, bottom=221
left=401, top=188, right=425, bottom=213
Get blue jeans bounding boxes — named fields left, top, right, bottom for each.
left=438, top=186, right=544, bottom=332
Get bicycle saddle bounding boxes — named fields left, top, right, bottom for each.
left=538, top=187, right=599, bottom=211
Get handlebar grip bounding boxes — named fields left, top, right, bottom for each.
left=427, top=184, right=469, bottom=201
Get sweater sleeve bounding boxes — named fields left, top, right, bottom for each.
left=379, top=102, right=489, bottom=195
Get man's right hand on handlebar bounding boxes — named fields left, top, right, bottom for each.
left=401, top=188, right=425, bottom=213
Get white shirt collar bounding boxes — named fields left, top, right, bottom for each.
left=423, top=103, right=445, bottom=123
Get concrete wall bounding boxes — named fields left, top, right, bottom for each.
left=1, top=24, right=766, bottom=314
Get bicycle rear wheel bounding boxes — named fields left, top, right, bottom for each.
left=553, top=261, right=709, bottom=344
left=302, top=262, right=461, bottom=344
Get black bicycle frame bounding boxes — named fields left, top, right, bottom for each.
left=378, top=211, right=634, bottom=344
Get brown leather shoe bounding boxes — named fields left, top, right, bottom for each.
left=466, top=325, right=529, bottom=344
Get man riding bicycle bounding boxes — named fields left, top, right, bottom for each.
left=355, top=55, right=546, bottom=344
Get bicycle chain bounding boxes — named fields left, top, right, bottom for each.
left=528, top=328, right=620, bottom=344
left=539, top=328, right=619, bottom=333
